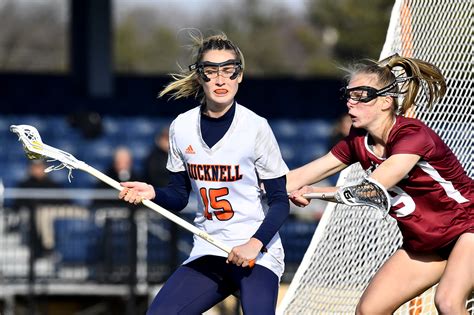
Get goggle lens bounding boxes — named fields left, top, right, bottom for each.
left=202, top=65, right=240, bottom=79
left=189, top=59, right=242, bottom=82
left=341, top=86, right=378, bottom=103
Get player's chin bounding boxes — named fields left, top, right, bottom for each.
left=211, top=95, right=233, bottom=105
left=351, top=118, right=366, bottom=128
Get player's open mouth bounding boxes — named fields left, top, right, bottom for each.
left=214, top=89, right=228, bottom=95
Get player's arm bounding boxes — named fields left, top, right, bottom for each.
left=120, top=170, right=191, bottom=211
left=289, top=185, right=339, bottom=207
left=286, top=152, right=347, bottom=193
left=227, top=175, right=289, bottom=267
left=252, top=175, right=289, bottom=247
left=371, top=122, right=430, bottom=189
left=370, top=153, right=421, bottom=189
left=289, top=154, right=420, bottom=207
left=153, top=171, right=192, bottom=211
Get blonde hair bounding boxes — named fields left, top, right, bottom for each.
left=345, top=54, right=446, bottom=115
left=159, top=31, right=245, bottom=102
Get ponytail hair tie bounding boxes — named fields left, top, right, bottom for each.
left=378, top=53, right=400, bottom=69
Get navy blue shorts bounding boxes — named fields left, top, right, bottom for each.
left=146, top=255, right=279, bottom=315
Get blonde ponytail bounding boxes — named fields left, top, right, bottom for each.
left=384, top=55, right=446, bottom=114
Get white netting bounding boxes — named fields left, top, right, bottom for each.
left=279, top=0, right=473, bottom=314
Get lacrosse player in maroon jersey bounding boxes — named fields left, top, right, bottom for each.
left=287, top=54, right=473, bottom=314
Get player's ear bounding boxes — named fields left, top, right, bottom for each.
left=381, top=96, right=393, bottom=111
left=237, top=72, right=243, bottom=84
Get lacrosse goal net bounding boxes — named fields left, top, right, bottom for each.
left=278, top=0, right=473, bottom=314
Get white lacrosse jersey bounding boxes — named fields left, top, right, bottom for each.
left=167, top=103, right=289, bottom=278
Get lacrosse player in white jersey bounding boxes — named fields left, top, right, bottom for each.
left=118, top=31, right=290, bottom=315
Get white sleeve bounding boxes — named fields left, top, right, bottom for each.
left=166, top=119, right=186, bottom=172
left=254, top=119, right=289, bottom=179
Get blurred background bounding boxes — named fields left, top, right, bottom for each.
left=0, top=0, right=392, bottom=314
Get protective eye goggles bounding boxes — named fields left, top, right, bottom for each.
left=189, top=59, right=242, bottom=82
left=340, top=86, right=388, bottom=103
left=341, top=77, right=412, bottom=103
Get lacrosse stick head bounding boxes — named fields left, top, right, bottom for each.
left=336, top=177, right=391, bottom=219
left=10, top=125, right=86, bottom=180
left=10, top=125, right=45, bottom=160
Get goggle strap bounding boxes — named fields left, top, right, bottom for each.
left=376, top=76, right=413, bottom=97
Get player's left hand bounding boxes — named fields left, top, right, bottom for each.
left=226, top=238, right=263, bottom=268
left=288, top=185, right=313, bottom=207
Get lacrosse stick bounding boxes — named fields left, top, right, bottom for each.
left=302, top=177, right=391, bottom=219
left=10, top=125, right=248, bottom=264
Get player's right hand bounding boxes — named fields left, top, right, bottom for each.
left=119, top=181, right=155, bottom=204
left=288, top=185, right=313, bottom=207
left=226, top=238, right=262, bottom=268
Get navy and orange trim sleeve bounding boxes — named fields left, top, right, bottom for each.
left=252, top=175, right=290, bottom=248
left=154, top=171, right=191, bottom=211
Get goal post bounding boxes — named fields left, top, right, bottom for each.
left=278, top=0, right=473, bottom=314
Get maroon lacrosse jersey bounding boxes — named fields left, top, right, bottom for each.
left=331, top=116, right=473, bottom=252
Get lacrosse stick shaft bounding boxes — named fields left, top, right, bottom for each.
left=302, top=178, right=391, bottom=219
left=10, top=125, right=256, bottom=265
left=302, top=192, right=337, bottom=200
left=82, top=164, right=232, bottom=254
